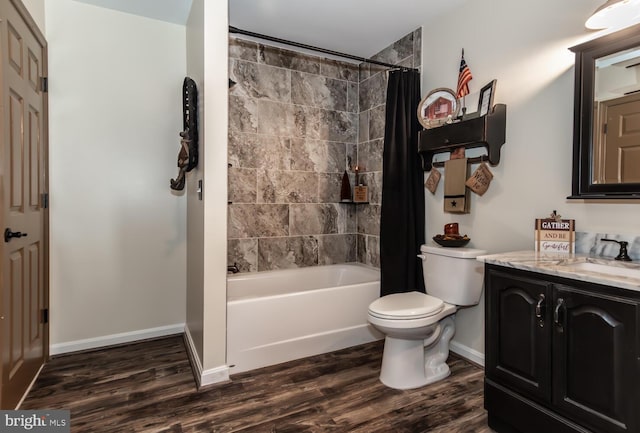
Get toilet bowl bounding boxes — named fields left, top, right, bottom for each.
left=367, top=245, right=486, bottom=390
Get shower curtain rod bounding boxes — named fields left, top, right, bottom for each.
left=229, top=26, right=418, bottom=72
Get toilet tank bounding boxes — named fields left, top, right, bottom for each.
left=420, top=245, right=487, bottom=306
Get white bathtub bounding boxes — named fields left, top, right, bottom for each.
left=227, top=263, right=382, bottom=374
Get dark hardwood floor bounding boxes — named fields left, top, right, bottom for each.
left=22, top=336, right=490, bottom=432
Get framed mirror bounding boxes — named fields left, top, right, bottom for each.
left=417, top=88, right=459, bottom=129
left=569, top=23, right=640, bottom=199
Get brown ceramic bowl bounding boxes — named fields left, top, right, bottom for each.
left=433, top=236, right=470, bottom=248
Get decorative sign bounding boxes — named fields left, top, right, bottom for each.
left=465, top=162, right=493, bottom=196
left=353, top=185, right=368, bottom=203
left=425, top=169, right=441, bottom=194
left=534, top=218, right=575, bottom=254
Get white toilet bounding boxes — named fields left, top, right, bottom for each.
left=367, top=244, right=486, bottom=390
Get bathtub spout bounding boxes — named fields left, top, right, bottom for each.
left=227, top=263, right=240, bottom=274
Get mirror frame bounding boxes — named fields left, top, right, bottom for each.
left=569, top=23, right=640, bottom=199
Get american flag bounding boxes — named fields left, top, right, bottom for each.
left=456, top=53, right=472, bottom=98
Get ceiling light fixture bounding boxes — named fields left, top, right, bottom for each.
left=586, top=0, right=640, bottom=29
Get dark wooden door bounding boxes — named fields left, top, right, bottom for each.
left=552, top=285, right=638, bottom=433
left=485, top=268, right=552, bottom=402
left=0, top=0, right=48, bottom=409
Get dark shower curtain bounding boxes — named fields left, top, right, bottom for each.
left=380, top=70, right=425, bottom=297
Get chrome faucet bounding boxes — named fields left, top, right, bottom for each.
left=601, top=239, right=632, bottom=261
left=227, top=263, right=240, bottom=273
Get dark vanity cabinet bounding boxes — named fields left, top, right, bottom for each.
left=485, top=265, right=640, bottom=433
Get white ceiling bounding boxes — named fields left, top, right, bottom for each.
left=74, top=0, right=467, bottom=58
left=229, top=0, right=468, bottom=58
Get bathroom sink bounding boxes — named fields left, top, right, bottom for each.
left=565, top=261, right=640, bottom=280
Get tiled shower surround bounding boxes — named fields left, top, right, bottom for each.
left=228, top=29, right=422, bottom=272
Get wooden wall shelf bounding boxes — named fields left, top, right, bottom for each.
left=418, top=104, right=506, bottom=171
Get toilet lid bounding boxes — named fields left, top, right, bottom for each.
left=368, top=291, right=444, bottom=320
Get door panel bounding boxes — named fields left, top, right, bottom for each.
left=9, top=251, right=24, bottom=378
left=7, top=23, right=22, bottom=75
left=29, top=107, right=40, bottom=208
left=1, top=0, right=47, bottom=409
left=9, top=91, right=24, bottom=209
left=553, top=285, right=638, bottom=433
left=485, top=268, right=552, bottom=402
left=602, top=94, right=640, bottom=183
left=28, top=244, right=41, bottom=343
left=27, top=50, right=38, bottom=91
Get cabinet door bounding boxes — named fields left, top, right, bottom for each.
left=553, top=285, right=639, bottom=433
left=486, top=269, right=552, bottom=402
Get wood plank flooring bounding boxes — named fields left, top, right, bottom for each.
left=22, top=336, right=490, bottom=432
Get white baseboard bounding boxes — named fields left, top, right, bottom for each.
left=183, top=326, right=229, bottom=388
left=200, top=365, right=230, bottom=387
left=50, top=323, right=185, bottom=356
left=450, top=340, right=485, bottom=367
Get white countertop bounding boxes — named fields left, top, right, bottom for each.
left=478, top=251, right=640, bottom=293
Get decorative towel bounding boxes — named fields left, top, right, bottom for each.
left=444, top=158, right=470, bottom=213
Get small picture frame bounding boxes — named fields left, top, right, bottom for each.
left=478, top=79, right=497, bottom=117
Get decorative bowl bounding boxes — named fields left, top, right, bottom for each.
left=432, top=236, right=470, bottom=248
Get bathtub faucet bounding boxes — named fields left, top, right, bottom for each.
left=227, top=263, right=240, bottom=274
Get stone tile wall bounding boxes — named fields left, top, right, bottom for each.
left=227, top=29, right=421, bottom=273
left=228, top=38, right=358, bottom=272
left=356, top=29, right=422, bottom=268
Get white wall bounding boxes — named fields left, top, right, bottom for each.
left=21, top=0, right=45, bottom=32
left=421, top=0, right=640, bottom=358
left=185, top=0, right=205, bottom=365
left=201, top=0, right=229, bottom=373
left=45, top=0, right=187, bottom=349
left=184, top=0, right=229, bottom=382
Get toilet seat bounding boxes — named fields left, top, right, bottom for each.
left=368, top=291, right=444, bottom=320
